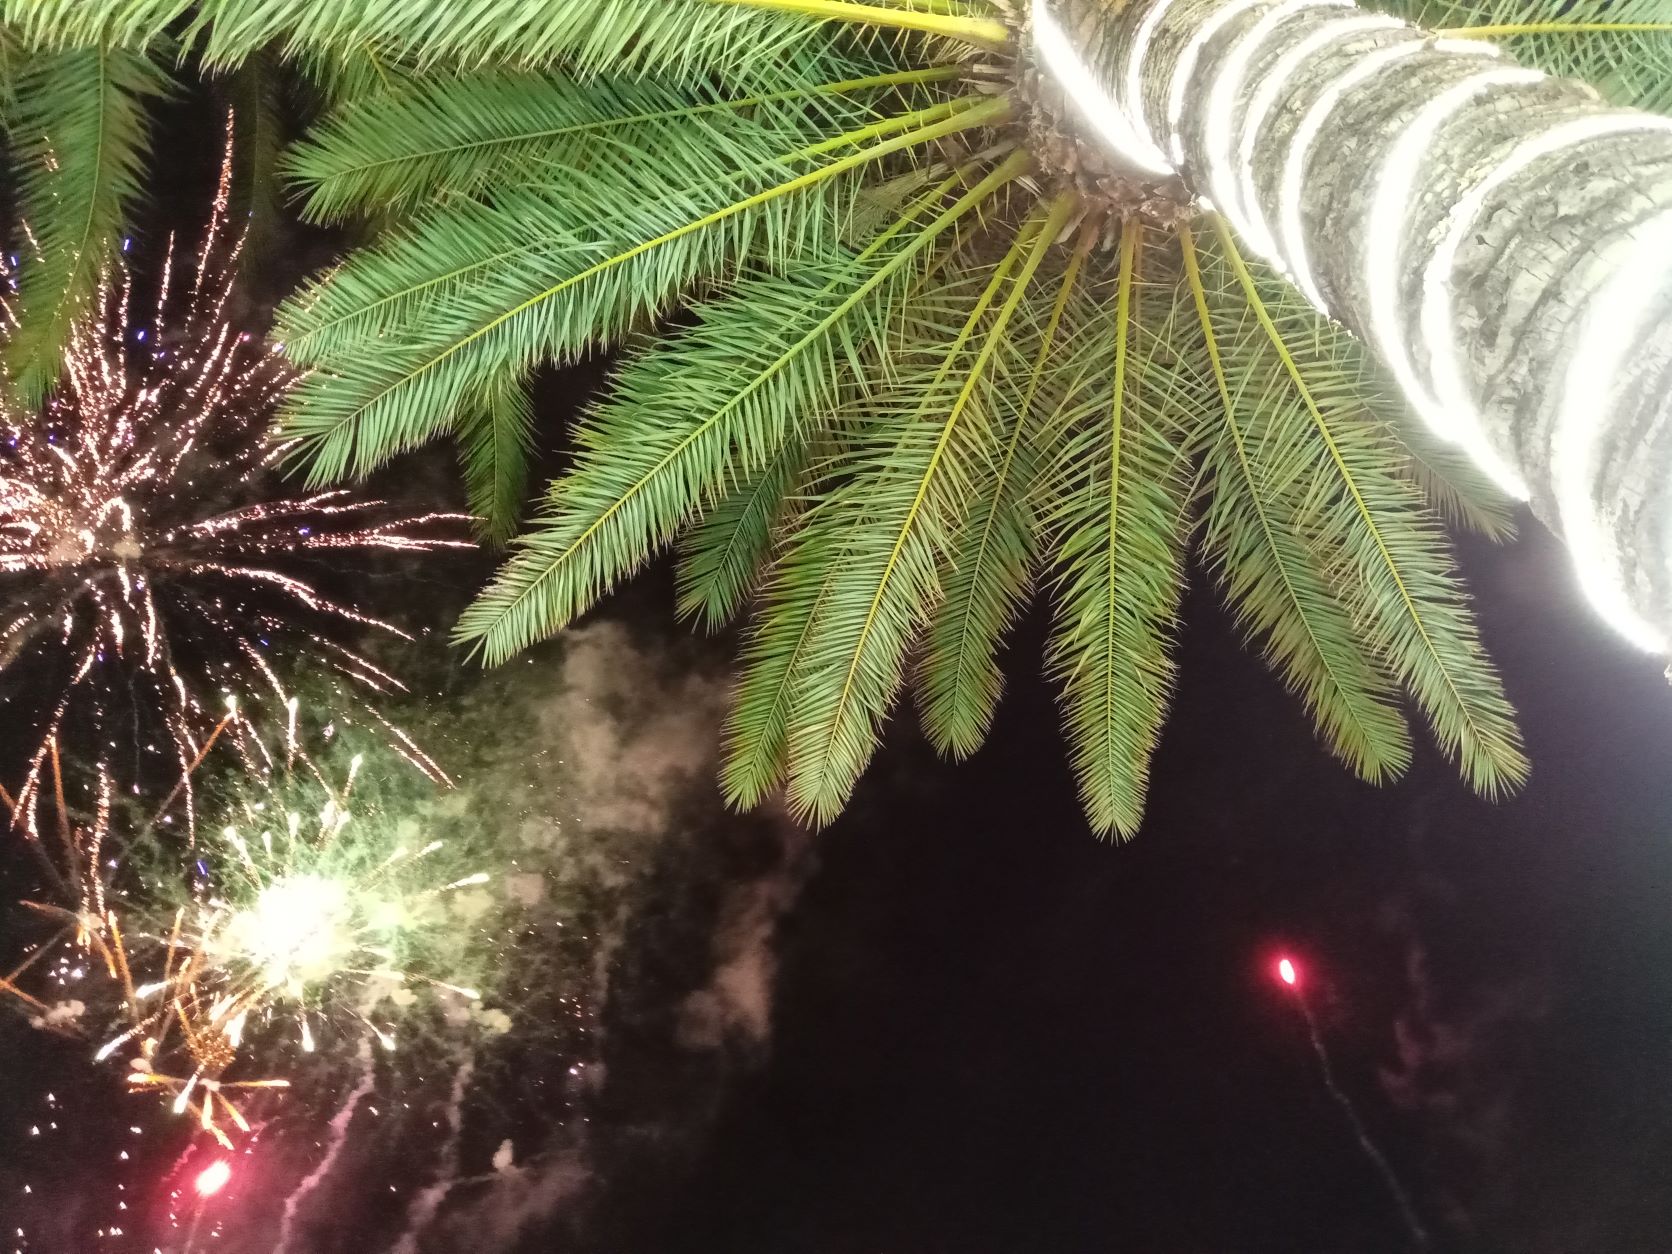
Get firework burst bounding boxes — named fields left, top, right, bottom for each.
left=128, top=746, right=489, bottom=1037
left=0, top=137, right=471, bottom=839
left=7, top=705, right=507, bottom=1148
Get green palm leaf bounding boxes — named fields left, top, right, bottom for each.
left=783, top=187, right=1058, bottom=825
left=1180, top=223, right=1413, bottom=785
left=284, top=62, right=946, bottom=222
left=2, top=46, right=169, bottom=405
left=1207, top=218, right=1528, bottom=796
left=456, top=372, right=536, bottom=545
left=1402, top=0, right=1672, bottom=112
left=676, top=433, right=809, bottom=631
left=279, top=69, right=912, bottom=359
left=455, top=152, right=1029, bottom=667
left=1040, top=226, right=1193, bottom=839
left=723, top=538, right=840, bottom=810
left=2, top=0, right=846, bottom=85
left=278, top=93, right=1008, bottom=483
left=1392, top=414, right=1518, bottom=543
left=916, top=221, right=1089, bottom=759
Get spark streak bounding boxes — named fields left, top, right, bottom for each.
left=390, top=1058, right=476, bottom=1253
left=0, top=126, right=470, bottom=838
left=100, top=727, right=494, bottom=1104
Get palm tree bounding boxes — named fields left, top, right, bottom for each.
left=2, top=0, right=1662, bottom=834
left=1043, top=0, right=1672, bottom=656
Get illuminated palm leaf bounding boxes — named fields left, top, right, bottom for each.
left=43, top=0, right=1672, bottom=832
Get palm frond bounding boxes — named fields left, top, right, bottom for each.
left=783, top=192, right=1051, bottom=826
left=278, top=92, right=1009, bottom=484
left=293, top=43, right=415, bottom=107
left=456, top=371, right=536, bottom=545
left=1, top=0, right=856, bottom=85
left=1392, top=412, right=1518, bottom=543
left=279, top=72, right=906, bottom=360
left=722, top=536, right=841, bottom=810
left=1402, top=0, right=1672, bottom=112
left=677, top=434, right=808, bottom=630
left=1040, top=226, right=1192, bottom=839
left=454, top=152, right=1028, bottom=666
left=917, top=210, right=1086, bottom=759
left=1180, top=223, right=1414, bottom=785
left=2, top=47, right=169, bottom=405
left=1207, top=217, right=1528, bottom=796
left=284, top=61, right=940, bottom=222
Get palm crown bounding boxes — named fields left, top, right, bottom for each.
left=4, top=0, right=1666, bottom=834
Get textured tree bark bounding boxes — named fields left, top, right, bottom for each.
left=1034, top=0, right=1672, bottom=653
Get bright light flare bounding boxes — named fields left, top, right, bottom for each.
left=94, top=717, right=503, bottom=1118
left=1553, top=206, right=1672, bottom=654
left=1277, top=957, right=1298, bottom=987
left=12, top=711, right=513, bottom=1149
left=220, top=874, right=357, bottom=996
left=1031, top=0, right=1176, bottom=175
left=195, top=1159, right=233, bottom=1197
left=176, top=791, right=481, bottom=1060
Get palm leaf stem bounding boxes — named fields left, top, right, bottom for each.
left=1439, top=21, right=1672, bottom=35
left=795, top=91, right=1007, bottom=160
left=715, top=0, right=1010, bottom=44
left=1076, top=220, right=1138, bottom=696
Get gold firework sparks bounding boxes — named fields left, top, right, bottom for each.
left=0, top=125, right=471, bottom=846
left=7, top=702, right=502, bottom=1147
left=104, top=710, right=491, bottom=1141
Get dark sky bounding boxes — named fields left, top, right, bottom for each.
left=592, top=522, right=1672, bottom=1254
left=6, top=87, right=1672, bottom=1254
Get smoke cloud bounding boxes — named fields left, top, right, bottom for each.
left=204, top=620, right=810, bottom=1253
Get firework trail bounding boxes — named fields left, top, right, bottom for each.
left=273, top=1040, right=378, bottom=1254
left=389, top=1057, right=476, bottom=1253
left=1285, top=962, right=1431, bottom=1250
left=0, top=122, right=470, bottom=845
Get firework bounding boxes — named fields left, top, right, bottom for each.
left=92, top=715, right=500, bottom=1142
left=1, top=701, right=512, bottom=1156
left=0, top=127, right=470, bottom=843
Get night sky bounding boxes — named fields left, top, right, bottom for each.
left=597, top=522, right=1672, bottom=1254
left=5, top=96, right=1672, bottom=1254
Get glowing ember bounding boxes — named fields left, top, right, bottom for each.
left=195, top=1159, right=232, bottom=1197
left=1277, top=957, right=1297, bottom=987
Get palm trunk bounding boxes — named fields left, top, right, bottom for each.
left=1037, top=0, right=1672, bottom=653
